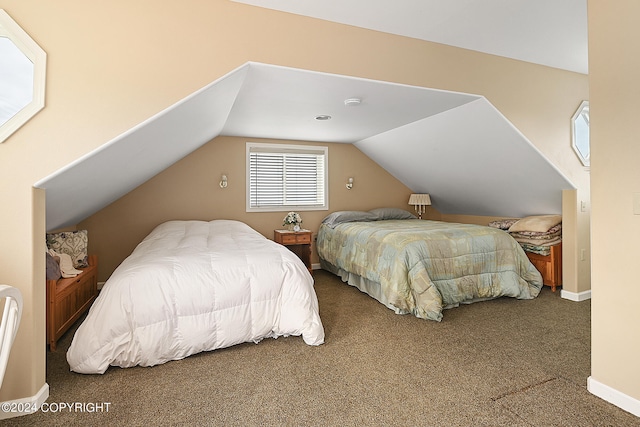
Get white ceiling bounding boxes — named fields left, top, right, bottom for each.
left=36, top=63, right=574, bottom=231
left=232, top=0, right=588, bottom=74
left=221, top=65, right=479, bottom=142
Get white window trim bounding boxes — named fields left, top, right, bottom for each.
left=246, top=142, right=329, bottom=212
left=571, top=100, right=590, bottom=168
left=0, top=10, right=47, bottom=144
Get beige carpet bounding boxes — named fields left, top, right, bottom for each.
left=7, top=270, right=640, bottom=426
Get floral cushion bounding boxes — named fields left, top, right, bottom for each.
left=46, top=230, right=88, bottom=268
left=488, top=218, right=519, bottom=230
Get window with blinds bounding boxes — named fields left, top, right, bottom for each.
left=246, top=143, right=328, bottom=212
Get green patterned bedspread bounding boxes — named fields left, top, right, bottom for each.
left=317, top=220, right=543, bottom=321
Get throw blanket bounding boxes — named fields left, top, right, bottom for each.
left=488, top=216, right=562, bottom=256
left=317, top=219, right=542, bottom=321
left=47, top=249, right=82, bottom=278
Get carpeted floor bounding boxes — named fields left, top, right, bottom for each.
left=6, top=270, right=640, bottom=426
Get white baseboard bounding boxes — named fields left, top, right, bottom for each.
left=561, top=289, right=591, bottom=301
left=0, top=382, right=49, bottom=420
left=588, top=376, right=640, bottom=418
left=311, top=263, right=321, bottom=271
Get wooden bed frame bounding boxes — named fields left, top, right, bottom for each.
left=524, top=243, right=562, bottom=292
left=46, top=255, right=98, bottom=350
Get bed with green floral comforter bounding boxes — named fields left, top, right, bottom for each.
left=316, top=218, right=543, bottom=321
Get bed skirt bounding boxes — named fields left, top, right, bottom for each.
left=320, top=259, right=499, bottom=317
left=320, top=259, right=409, bottom=314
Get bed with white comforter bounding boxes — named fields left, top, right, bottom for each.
left=67, top=220, right=324, bottom=374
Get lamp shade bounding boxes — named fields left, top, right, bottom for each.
left=408, top=194, right=431, bottom=206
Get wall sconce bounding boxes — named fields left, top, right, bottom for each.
left=408, top=193, right=431, bottom=219
left=346, top=177, right=354, bottom=190
left=219, top=174, right=228, bottom=189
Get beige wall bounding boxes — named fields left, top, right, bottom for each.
left=79, top=137, right=414, bottom=281
left=589, top=0, right=640, bottom=407
left=0, top=0, right=589, bottom=406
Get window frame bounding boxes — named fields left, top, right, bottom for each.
left=246, top=142, right=329, bottom=212
left=571, top=100, right=590, bottom=168
left=0, top=10, right=47, bottom=144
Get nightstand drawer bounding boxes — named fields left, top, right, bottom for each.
left=294, top=233, right=311, bottom=244
left=280, top=233, right=311, bottom=244
left=281, top=234, right=297, bottom=244
left=274, top=230, right=312, bottom=245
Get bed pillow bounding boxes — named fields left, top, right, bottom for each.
left=321, top=211, right=377, bottom=228
left=508, top=215, right=562, bottom=233
left=488, top=218, right=519, bottom=230
left=46, top=230, right=88, bottom=268
left=369, top=208, right=417, bottom=221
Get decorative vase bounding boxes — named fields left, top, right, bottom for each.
left=286, top=223, right=296, bottom=231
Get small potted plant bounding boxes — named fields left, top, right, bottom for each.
left=283, top=211, right=302, bottom=231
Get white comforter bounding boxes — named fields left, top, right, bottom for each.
left=67, top=220, right=324, bottom=374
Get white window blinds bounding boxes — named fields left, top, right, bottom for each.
left=247, top=143, right=328, bottom=211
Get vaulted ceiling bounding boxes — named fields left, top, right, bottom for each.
left=35, top=62, right=574, bottom=230
left=34, top=1, right=586, bottom=231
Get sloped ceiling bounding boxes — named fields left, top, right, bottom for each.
left=35, top=62, right=574, bottom=231
left=231, top=0, right=588, bottom=74
left=355, top=98, right=572, bottom=216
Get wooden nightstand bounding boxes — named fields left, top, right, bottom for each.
left=274, top=229, right=313, bottom=274
left=46, top=255, right=98, bottom=350
left=525, top=243, right=562, bottom=292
